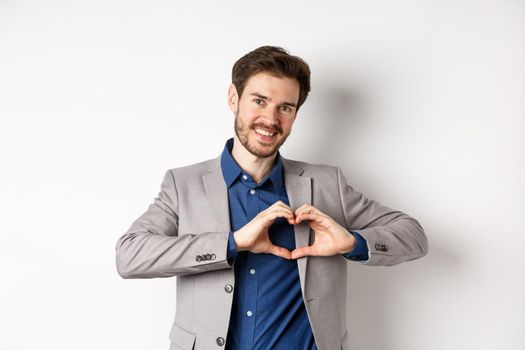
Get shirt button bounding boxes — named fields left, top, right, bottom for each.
left=246, top=310, right=253, bottom=317
left=224, top=284, right=233, bottom=293
left=250, top=189, right=256, bottom=195
left=249, top=269, right=255, bottom=275
left=216, top=337, right=225, bottom=346
left=242, top=174, right=248, bottom=180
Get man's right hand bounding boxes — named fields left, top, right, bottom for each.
left=233, top=201, right=295, bottom=260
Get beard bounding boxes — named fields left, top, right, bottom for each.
left=234, top=110, right=290, bottom=158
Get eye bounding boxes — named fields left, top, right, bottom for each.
left=280, top=105, right=292, bottom=113
left=254, top=98, right=265, bottom=106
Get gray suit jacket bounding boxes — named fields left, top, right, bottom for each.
left=115, top=155, right=428, bottom=350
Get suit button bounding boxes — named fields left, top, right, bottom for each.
left=206, top=254, right=212, bottom=260
left=196, top=255, right=202, bottom=262
left=216, top=337, right=225, bottom=346
left=211, top=254, right=216, bottom=260
left=375, top=243, right=388, bottom=252
left=224, top=284, right=233, bottom=293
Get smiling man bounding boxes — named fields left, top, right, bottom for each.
left=115, top=46, right=428, bottom=350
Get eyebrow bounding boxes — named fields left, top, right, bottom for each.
left=249, top=93, right=297, bottom=108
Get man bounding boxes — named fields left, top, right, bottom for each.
left=115, top=46, right=428, bottom=350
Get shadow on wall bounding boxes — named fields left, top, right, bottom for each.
left=309, top=78, right=458, bottom=349
left=308, top=82, right=369, bottom=166
left=345, top=239, right=458, bottom=350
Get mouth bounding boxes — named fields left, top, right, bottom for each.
left=253, top=127, right=278, bottom=142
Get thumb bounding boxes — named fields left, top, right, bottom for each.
left=291, top=246, right=316, bottom=260
left=268, top=244, right=292, bottom=260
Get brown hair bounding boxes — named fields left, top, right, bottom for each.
left=232, top=46, right=311, bottom=110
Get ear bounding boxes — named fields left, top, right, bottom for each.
left=227, top=83, right=238, bottom=113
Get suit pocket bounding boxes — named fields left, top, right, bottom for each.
left=169, top=323, right=196, bottom=350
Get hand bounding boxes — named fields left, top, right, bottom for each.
left=291, top=204, right=356, bottom=260
left=233, top=201, right=295, bottom=260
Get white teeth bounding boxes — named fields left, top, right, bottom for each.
left=255, top=128, right=275, bottom=137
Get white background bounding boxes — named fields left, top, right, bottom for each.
left=1, top=0, right=524, bottom=349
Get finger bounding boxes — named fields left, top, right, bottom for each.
left=268, top=202, right=294, bottom=215
left=295, top=212, right=325, bottom=225
left=292, top=205, right=313, bottom=224
left=291, top=204, right=309, bottom=222
left=295, top=204, right=327, bottom=218
left=291, top=246, right=316, bottom=259
left=266, top=209, right=294, bottom=220
left=265, top=206, right=294, bottom=220
left=295, top=205, right=328, bottom=216
left=294, top=203, right=310, bottom=212
left=268, top=244, right=292, bottom=260
left=262, top=210, right=295, bottom=225
left=269, top=200, right=293, bottom=210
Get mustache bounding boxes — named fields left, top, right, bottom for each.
left=251, top=123, right=283, bottom=134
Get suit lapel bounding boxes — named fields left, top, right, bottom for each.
left=202, top=156, right=231, bottom=232
left=282, top=157, right=312, bottom=294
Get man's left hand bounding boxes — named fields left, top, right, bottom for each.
left=291, top=204, right=356, bottom=260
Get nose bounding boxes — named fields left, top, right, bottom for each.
left=261, top=106, right=280, bottom=125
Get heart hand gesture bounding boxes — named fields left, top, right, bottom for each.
left=233, top=201, right=356, bottom=260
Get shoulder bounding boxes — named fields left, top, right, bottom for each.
left=282, top=157, right=340, bottom=179
left=166, top=156, right=219, bottom=180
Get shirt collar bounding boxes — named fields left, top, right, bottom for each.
left=220, top=138, right=284, bottom=195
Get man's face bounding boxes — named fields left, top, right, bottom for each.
left=228, top=71, right=300, bottom=158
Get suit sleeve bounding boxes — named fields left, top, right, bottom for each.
left=115, top=169, right=233, bottom=278
left=336, top=167, right=428, bottom=266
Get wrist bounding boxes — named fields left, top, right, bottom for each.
left=233, top=230, right=248, bottom=252
left=338, top=233, right=356, bottom=254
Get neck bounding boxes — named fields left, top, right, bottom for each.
left=231, top=135, right=277, bottom=183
